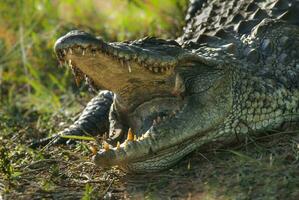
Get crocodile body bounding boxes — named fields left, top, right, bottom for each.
left=34, top=0, right=299, bottom=172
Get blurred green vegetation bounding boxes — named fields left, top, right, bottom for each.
left=0, top=0, right=187, bottom=118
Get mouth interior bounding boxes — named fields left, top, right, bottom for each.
left=55, top=42, right=186, bottom=147
left=126, top=96, right=185, bottom=138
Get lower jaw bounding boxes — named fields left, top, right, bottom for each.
left=123, top=150, right=190, bottom=172
left=116, top=97, right=186, bottom=133
left=119, top=135, right=198, bottom=172
left=115, top=127, right=220, bottom=172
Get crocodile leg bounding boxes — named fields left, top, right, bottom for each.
left=30, top=90, right=114, bottom=148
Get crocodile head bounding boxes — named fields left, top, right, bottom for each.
left=54, top=30, right=233, bottom=172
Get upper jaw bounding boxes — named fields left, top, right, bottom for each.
left=53, top=30, right=190, bottom=110
left=54, top=30, right=183, bottom=75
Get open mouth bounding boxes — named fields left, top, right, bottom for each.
left=53, top=30, right=227, bottom=172
left=56, top=53, right=188, bottom=169
left=53, top=31, right=191, bottom=171
left=126, top=96, right=186, bottom=135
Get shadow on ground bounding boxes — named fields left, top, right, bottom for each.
left=122, top=133, right=299, bottom=200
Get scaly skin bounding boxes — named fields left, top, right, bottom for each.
left=36, top=0, right=299, bottom=172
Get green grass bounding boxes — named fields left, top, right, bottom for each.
left=1, top=0, right=299, bottom=199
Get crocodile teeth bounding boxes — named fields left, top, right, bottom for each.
left=89, top=144, right=98, bottom=155
left=127, top=128, right=134, bottom=141
left=58, top=61, right=63, bottom=67
left=68, top=59, right=72, bottom=67
left=103, top=141, right=110, bottom=151
left=120, top=60, right=125, bottom=67
left=82, top=50, right=85, bottom=56
left=69, top=48, right=73, bottom=54
left=116, top=141, right=121, bottom=149
left=128, top=64, right=132, bottom=73
left=75, top=76, right=82, bottom=86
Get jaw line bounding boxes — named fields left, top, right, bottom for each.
left=92, top=103, right=192, bottom=168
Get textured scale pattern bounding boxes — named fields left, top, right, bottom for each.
left=182, top=0, right=299, bottom=138
left=182, top=0, right=299, bottom=43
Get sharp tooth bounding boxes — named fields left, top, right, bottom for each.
left=103, top=141, right=109, bottom=151
left=134, top=135, right=137, bottom=141
left=143, top=132, right=150, bottom=138
left=103, top=132, right=108, bottom=140
left=116, top=141, right=120, bottom=149
left=127, top=128, right=134, bottom=141
left=68, top=59, right=72, bottom=66
left=69, top=49, right=73, bottom=54
left=120, top=60, right=124, bottom=67
left=128, top=64, right=132, bottom=73
left=63, top=49, right=67, bottom=55
left=113, top=49, right=118, bottom=56
left=75, top=76, right=81, bottom=86
left=58, top=61, right=63, bottom=67
left=89, top=144, right=98, bottom=155
left=154, top=67, right=159, bottom=73
left=82, top=50, right=85, bottom=56
left=124, top=140, right=128, bottom=146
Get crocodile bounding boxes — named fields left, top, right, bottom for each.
left=33, top=0, right=299, bottom=172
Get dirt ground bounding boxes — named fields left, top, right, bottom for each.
left=1, top=127, right=299, bottom=199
